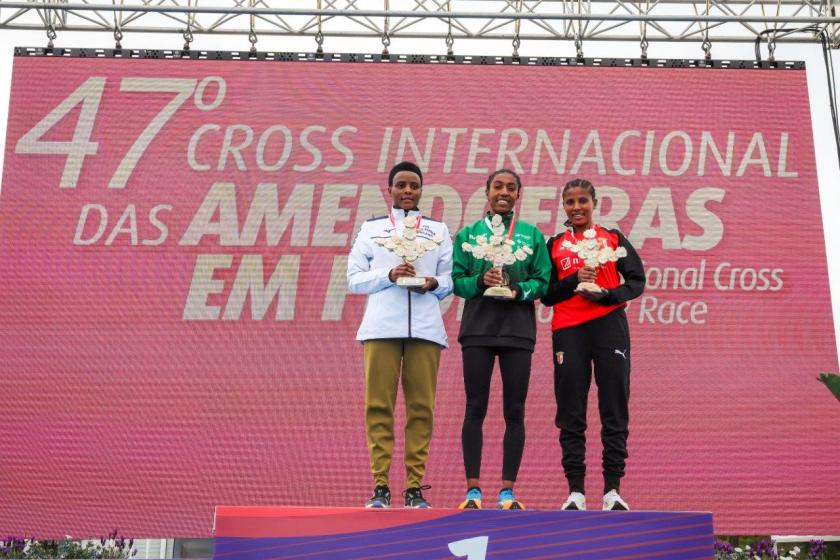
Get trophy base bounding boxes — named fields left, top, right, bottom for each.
left=397, top=276, right=426, bottom=288
left=575, top=282, right=605, bottom=295
left=484, top=286, right=515, bottom=299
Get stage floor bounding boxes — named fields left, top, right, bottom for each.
left=213, top=506, right=714, bottom=559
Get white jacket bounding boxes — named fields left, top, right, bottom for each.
left=347, top=209, right=453, bottom=348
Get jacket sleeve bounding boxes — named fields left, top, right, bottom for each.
left=347, top=222, right=394, bottom=295
left=430, top=224, right=454, bottom=300
left=452, top=227, right=486, bottom=300
left=540, top=235, right=579, bottom=306
left=512, top=227, right=551, bottom=302
left=600, top=230, right=645, bottom=305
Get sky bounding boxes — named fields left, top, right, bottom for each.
left=1, top=28, right=839, bottom=360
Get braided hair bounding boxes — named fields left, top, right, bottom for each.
left=562, top=178, right=597, bottom=228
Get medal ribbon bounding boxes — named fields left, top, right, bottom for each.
left=484, top=212, right=517, bottom=242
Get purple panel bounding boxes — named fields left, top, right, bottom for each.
left=213, top=510, right=714, bottom=559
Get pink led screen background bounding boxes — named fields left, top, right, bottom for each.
left=0, top=56, right=837, bottom=537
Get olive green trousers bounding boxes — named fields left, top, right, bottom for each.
left=364, top=338, right=441, bottom=489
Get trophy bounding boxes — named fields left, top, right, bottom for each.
left=561, top=228, right=627, bottom=295
left=461, top=214, right=533, bottom=299
left=375, top=215, right=444, bottom=288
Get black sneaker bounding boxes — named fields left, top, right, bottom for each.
left=404, top=485, right=431, bottom=508
left=365, top=485, right=391, bottom=508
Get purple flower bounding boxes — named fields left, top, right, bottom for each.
left=715, top=539, right=735, bottom=553
left=754, top=538, right=778, bottom=558
left=10, top=536, right=26, bottom=552
left=808, top=539, right=827, bottom=558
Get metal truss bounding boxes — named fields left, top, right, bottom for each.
left=0, top=0, right=839, bottom=51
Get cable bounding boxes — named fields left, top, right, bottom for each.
left=817, top=28, right=840, bottom=169
left=754, top=26, right=840, bottom=169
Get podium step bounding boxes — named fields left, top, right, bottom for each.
left=214, top=506, right=713, bottom=559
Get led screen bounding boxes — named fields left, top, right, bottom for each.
left=0, top=55, right=836, bottom=536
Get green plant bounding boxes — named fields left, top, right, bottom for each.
left=715, top=538, right=830, bottom=559
left=0, top=530, right=134, bottom=559
left=818, top=373, right=840, bottom=403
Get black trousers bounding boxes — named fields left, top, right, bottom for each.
left=461, top=346, right=532, bottom=482
left=552, top=309, right=631, bottom=494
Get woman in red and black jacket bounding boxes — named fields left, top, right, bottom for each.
left=541, top=178, right=645, bottom=512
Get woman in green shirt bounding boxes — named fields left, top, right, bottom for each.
left=452, top=169, right=551, bottom=510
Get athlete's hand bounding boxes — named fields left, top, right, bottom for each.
left=578, top=287, right=606, bottom=301
left=482, top=267, right=504, bottom=287
left=409, top=277, right=439, bottom=294
left=577, top=266, right=597, bottom=284
left=389, top=262, right=416, bottom=282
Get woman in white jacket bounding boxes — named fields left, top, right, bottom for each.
left=347, top=161, right=453, bottom=509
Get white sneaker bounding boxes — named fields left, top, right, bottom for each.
left=561, top=492, right=586, bottom=510
left=602, top=490, right=629, bottom=511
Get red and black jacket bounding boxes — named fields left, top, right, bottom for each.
left=540, top=225, right=645, bottom=330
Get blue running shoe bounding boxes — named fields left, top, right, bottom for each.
left=459, top=487, right=482, bottom=509
left=498, top=488, right=525, bottom=510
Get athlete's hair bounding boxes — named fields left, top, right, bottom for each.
left=388, top=161, right=423, bottom=187
left=485, top=168, right=522, bottom=193
left=562, top=178, right=597, bottom=200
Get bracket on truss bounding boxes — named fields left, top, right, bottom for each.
left=1, top=1, right=840, bottom=49
left=830, top=0, right=840, bottom=47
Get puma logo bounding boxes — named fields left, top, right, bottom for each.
left=614, top=349, right=628, bottom=359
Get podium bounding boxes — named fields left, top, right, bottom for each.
left=213, top=506, right=714, bottom=559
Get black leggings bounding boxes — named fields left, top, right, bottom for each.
left=461, top=346, right=533, bottom=482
